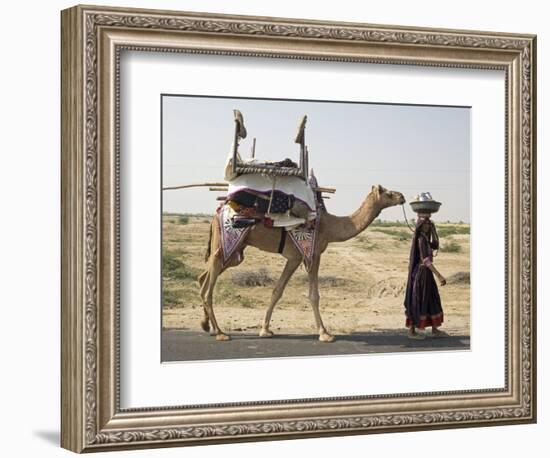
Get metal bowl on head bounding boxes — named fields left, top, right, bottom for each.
left=410, top=199, right=442, bottom=214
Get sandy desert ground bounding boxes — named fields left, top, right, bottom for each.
left=162, top=215, right=470, bottom=339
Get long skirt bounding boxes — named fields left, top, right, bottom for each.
left=405, top=265, right=444, bottom=329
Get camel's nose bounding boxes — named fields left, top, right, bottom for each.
left=399, top=194, right=406, bottom=204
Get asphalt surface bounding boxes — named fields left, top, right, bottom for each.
left=161, top=329, right=470, bottom=362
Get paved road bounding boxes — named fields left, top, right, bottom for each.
left=161, top=329, right=470, bottom=362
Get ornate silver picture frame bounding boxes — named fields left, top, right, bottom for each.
left=61, top=4, right=536, bottom=453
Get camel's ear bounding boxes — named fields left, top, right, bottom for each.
left=372, top=184, right=383, bottom=196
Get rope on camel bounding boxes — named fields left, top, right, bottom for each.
left=402, top=205, right=415, bottom=233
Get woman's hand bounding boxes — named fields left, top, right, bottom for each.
left=438, top=275, right=447, bottom=286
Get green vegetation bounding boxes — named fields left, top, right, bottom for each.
left=354, top=234, right=379, bottom=250
left=436, top=225, right=470, bottom=237
left=162, top=289, right=182, bottom=307
left=215, top=281, right=256, bottom=308
left=178, top=216, right=189, bottom=225
left=162, top=251, right=200, bottom=281
left=371, top=228, right=412, bottom=241
left=370, top=221, right=469, bottom=240
left=235, top=295, right=255, bottom=308
left=440, top=240, right=462, bottom=253
left=371, top=219, right=414, bottom=227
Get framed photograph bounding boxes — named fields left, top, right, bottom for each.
left=61, top=4, right=537, bottom=453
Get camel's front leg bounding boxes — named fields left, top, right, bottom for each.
left=308, top=256, right=334, bottom=342
left=260, top=256, right=301, bottom=337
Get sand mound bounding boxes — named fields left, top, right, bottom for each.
left=368, top=279, right=406, bottom=298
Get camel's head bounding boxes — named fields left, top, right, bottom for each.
left=370, top=185, right=406, bottom=209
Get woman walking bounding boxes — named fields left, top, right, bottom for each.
left=404, top=216, right=447, bottom=339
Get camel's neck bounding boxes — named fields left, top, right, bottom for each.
left=322, top=194, right=381, bottom=243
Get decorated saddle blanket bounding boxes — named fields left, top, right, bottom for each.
left=217, top=203, right=319, bottom=271
left=286, top=222, right=318, bottom=271
left=217, top=205, right=251, bottom=265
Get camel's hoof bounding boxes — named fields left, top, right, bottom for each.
left=319, top=333, right=335, bottom=343
left=259, top=329, right=274, bottom=338
left=200, top=320, right=210, bottom=333
left=216, top=333, right=231, bottom=341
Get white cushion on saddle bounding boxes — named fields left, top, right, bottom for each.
left=227, top=174, right=316, bottom=210
left=266, top=213, right=306, bottom=228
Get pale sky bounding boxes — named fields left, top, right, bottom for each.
left=162, top=95, right=470, bottom=222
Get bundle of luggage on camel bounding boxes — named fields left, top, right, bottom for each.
left=219, top=110, right=334, bottom=231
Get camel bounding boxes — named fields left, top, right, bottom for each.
left=197, top=184, right=406, bottom=342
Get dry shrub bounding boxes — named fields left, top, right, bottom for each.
left=447, top=271, right=470, bottom=284
left=295, top=274, right=349, bottom=287
left=231, top=268, right=274, bottom=287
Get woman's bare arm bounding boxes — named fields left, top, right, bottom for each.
left=428, top=264, right=446, bottom=286
left=420, top=235, right=446, bottom=286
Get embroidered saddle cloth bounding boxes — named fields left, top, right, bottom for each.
left=217, top=205, right=251, bottom=265
left=217, top=204, right=319, bottom=271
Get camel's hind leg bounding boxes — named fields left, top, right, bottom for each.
left=198, top=255, right=230, bottom=341
left=197, top=271, right=211, bottom=332
left=260, top=256, right=302, bottom=337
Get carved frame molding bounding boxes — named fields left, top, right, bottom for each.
left=61, top=5, right=536, bottom=453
